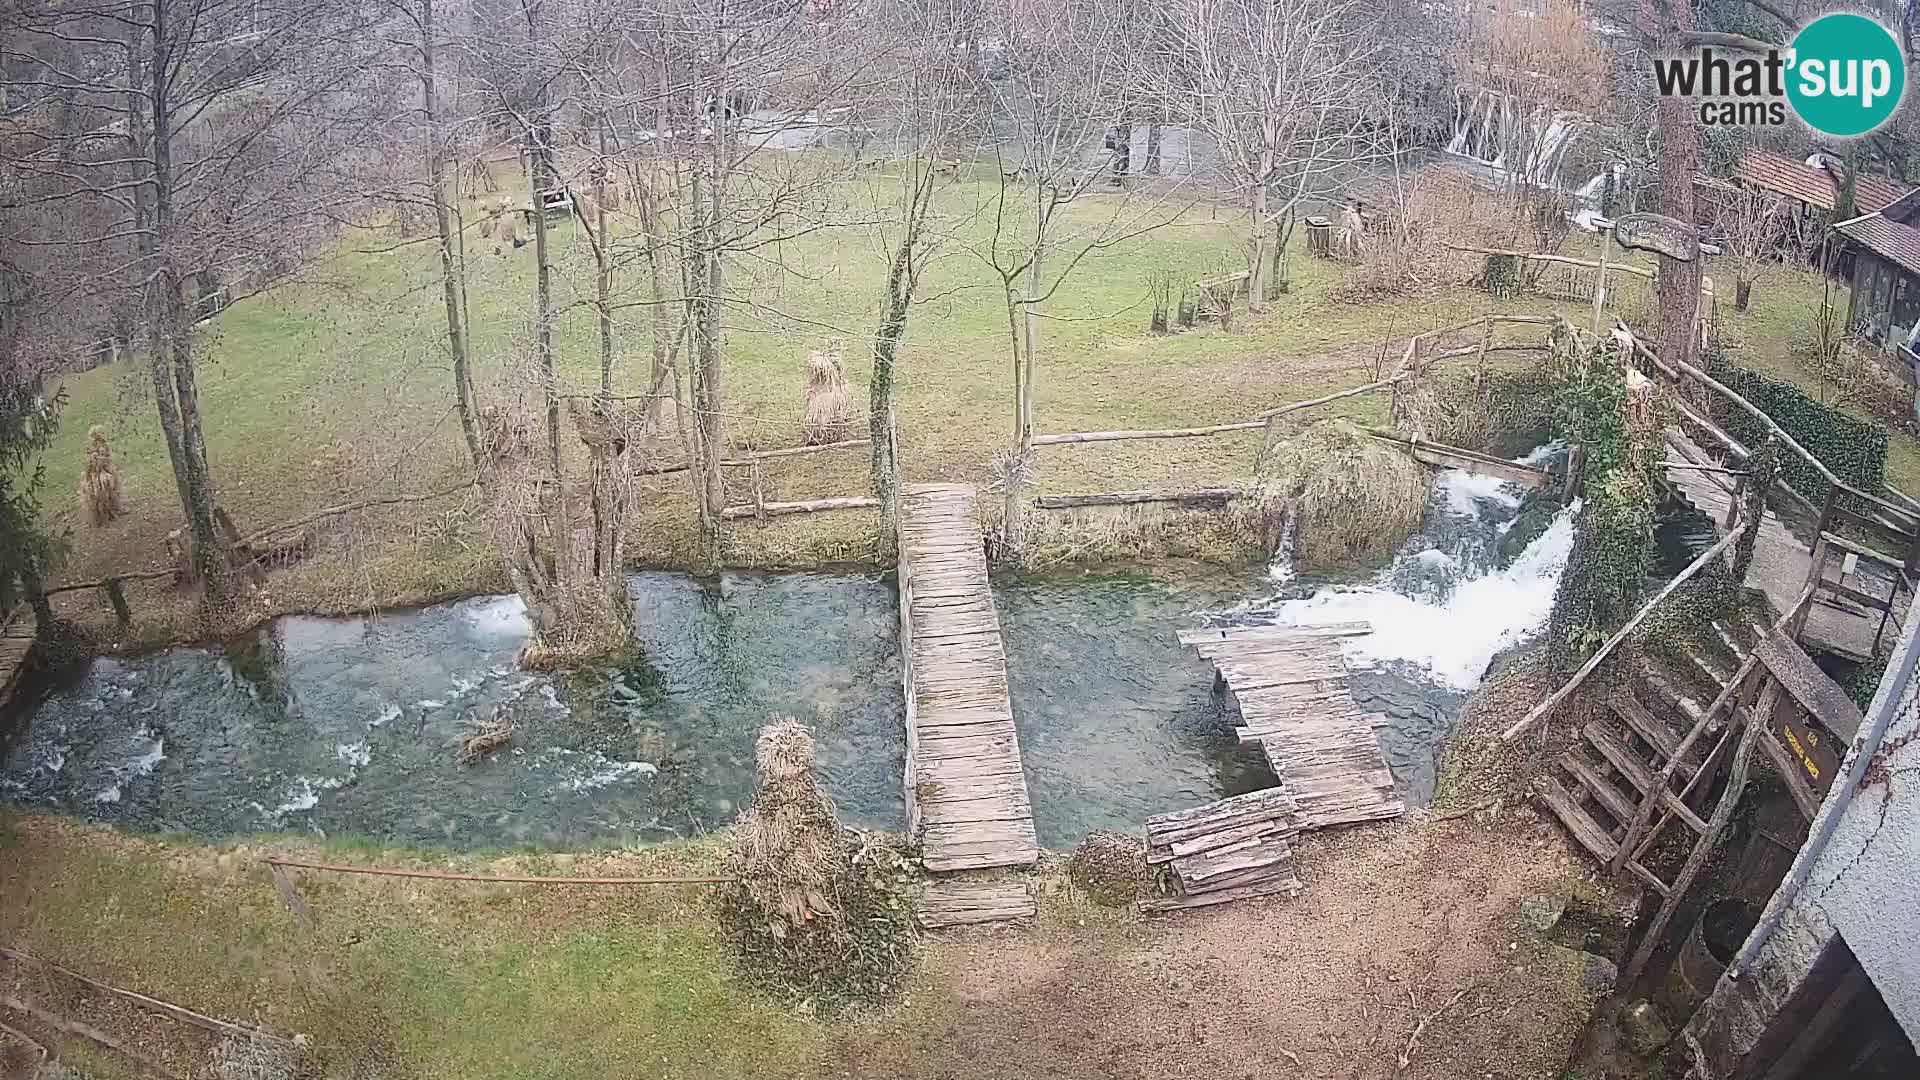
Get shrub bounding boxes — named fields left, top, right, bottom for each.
left=1237, top=419, right=1427, bottom=569
left=1707, top=354, right=1889, bottom=505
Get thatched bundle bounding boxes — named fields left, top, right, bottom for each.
left=801, top=338, right=855, bottom=445
left=79, top=425, right=126, bottom=527
left=737, top=719, right=840, bottom=929
left=1235, top=419, right=1427, bottom=568
left=477, top=214, right=494, bottom=239
left=716, top=717, right=918, bottom=1008
left=599, top=178, right=624, bottom=212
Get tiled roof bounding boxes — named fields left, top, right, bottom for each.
left=1736, top=149, right=1841, bottom=209
left=1853, top=173, right=1910, bottom=215
left=1733, top=148, right=1911, bottom=214
left=1835, top=213, right=1920, bottom=277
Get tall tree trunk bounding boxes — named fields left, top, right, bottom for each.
left=145, top=0, right=227, bottom=602
left=421, top=0, right=482, bottom=468
left=1639, top=0, right=1702, bottom=368
left=1249, top=169, right=1271, bottom=310
left=870, top=235, right=914, bottom=516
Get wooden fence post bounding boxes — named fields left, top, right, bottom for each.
left=104, top=578, right=132, bottom=628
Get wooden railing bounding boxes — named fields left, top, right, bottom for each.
left=1025, top=314, right=1558, bottom=508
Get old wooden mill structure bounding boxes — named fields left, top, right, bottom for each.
left=1503, top=323, right=1920, bottom=988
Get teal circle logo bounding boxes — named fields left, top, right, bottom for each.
left=1787, top=13, right=1906, bottom=137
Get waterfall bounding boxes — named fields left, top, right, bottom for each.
left=1254, top=449, right=1577, bottom=692
left=1445, top=87, right=1589, bottom=191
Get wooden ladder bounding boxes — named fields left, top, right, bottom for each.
left=1536, top=614, right=1776, bottom=897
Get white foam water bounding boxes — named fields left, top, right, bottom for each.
left=462, top=595, right=531, bottom=638
left=1269, top=499, right=1577, bottom=691
left=540, top=748, right=659, bottom=792
left=370, top=703, right=403, bottom=728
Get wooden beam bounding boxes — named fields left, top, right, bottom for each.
left=1030, top=422, right=1265, bottom=446
left=1363, top=430, right=1554, bottom=490
left=1033, top=488, right=1241, bottom=509
left=0, top=948, right=295, bottom=1048
left=718, top=496, right=881, bottom=520
left=1443, top=244, right=1656, bottom=280
left=1504, top=523, right=1745, bottom=742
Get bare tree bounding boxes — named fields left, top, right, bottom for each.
left=1156, top=0, right=1385, bottom=309
left=844, top=0, right=984, bottom=516
left=1703, top=179, right=1787, bottom=312
left=971, top=0, right=1185, bottom=551
left=2, top=0, right=389, bottom=610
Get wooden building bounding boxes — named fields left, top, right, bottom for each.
left=1834, top=190, right=1920, bottom=354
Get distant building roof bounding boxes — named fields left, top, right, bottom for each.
left=1835, top=213, right=1920, bottom=276
left=1734, top=148, right=1911, bottom=214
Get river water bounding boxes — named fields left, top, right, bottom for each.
left=1, top=455, right=1576, bottom=852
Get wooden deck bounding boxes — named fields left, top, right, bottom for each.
left=0, top=608, right=36, bottom=716
left=1664, top=428, right=1906, bottom=661
left=1180, top=623, right=1405, bottom=829
left=897, top=484, right=1039, bottom=873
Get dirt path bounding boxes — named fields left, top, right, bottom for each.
left=835, top=812, right=1607, bottom=1080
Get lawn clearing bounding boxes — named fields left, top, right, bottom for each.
left=30, top=170, right=1911, bottom=640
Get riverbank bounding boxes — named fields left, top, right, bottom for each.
left=0, top=806, right=1619, bottom=1080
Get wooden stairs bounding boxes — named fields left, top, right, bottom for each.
left=1536, top=616, right=1766, bottom=897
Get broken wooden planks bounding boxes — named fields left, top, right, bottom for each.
left=920, top=879, right=1036, bottom=929
left=1187, top=624, right=1404, bottom=830
left=1142, top=788, right=1303, bottom=912
left=898, top=484, right=1040, bottom=874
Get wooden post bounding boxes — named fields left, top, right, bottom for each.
left=1475, top=323, right=1493, bottom=385
left=1619, top=678, right=1778, bottom=990
left=750, top=460, right=766, bottom=520
left=1563, top=445, right=1586, bottom=501
left=104, top=577, right=132, bottom=627
left=1591, top=226, right=1612, bottom=336
left=1256, top=413, right=1280, bottom=472
left=1814, top=485, right=1839, bottom=540
left=1722, top=471, right=1746, bottom=532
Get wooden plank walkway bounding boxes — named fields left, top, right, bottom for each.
left=0, top=608, right=36, bottom=715
left=1664, top=428, right=1905, bottom=661
left=919, top=880, right=1036, bottom=928
left=897, top=484, right=1039, bottom=873
left=1181, top=623, right=1404, bottom=829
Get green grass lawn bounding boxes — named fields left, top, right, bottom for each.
left=31, top=167, right=1910, bottom=638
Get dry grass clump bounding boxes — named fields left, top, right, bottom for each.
left=1398, top=368, right=1559, bottom=453
left=1333, top=173, right=1522, bottom=301
left=801, top=338, right=856, bottom=445
left=79, top=425, right=126, bottom=526
left=716, top=718, right=918, bottom=1010
left=1013, top=502, right=1254, bottom=571
left=1234, top=419, right=1427, bottom=569
left=1067, top=829, right=1149, bottom=907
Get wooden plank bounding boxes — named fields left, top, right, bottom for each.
left=1175, top=622, right=1372, bottom=646
left=1139, top=876, right=1302, bottom=914
left=920, top=880, right=1036, bottom=928
left=1536, top=775, right=1621, bottom=864
left=1173, top=835, right=1293, bottom=884
left=1583, top=721, right=1657, bottom=794
left=1610, top=694, right=1685, bottom=763
left=1756, top=629, right=1864, bottom=741
left=1560, top=752, right=1636, bottom=827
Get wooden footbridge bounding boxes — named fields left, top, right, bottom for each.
left=896, top=485, right=1039, bottom=923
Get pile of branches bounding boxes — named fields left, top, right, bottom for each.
left=715, top=719, right=918, bottom=1010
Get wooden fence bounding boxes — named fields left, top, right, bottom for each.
left=1024, top=314, right=1559, bottom=508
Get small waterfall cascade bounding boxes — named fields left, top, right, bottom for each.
left=1445, top=86, right=1589, bottom=191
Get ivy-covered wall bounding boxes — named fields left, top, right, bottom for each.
left=1547, top=336, right=1662, bottom=662
left=1707, top=356, right=1889, bottom=504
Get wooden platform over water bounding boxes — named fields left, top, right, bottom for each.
left=1181, top=623, right=1404, bottom=829
left=897, top=484, right=1039, bottom=873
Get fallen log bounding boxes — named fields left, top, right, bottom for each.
left=1033, top=488, right=1241, bottom=509
left=719, top=496, right=881, bottom=520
